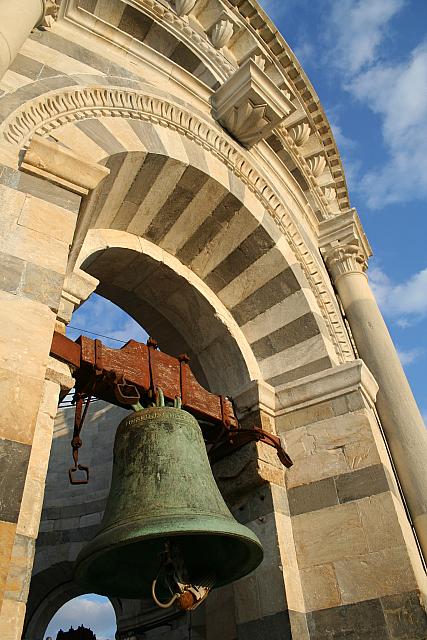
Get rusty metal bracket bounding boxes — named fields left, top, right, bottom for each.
left=50, top=331, right=293, bottom=484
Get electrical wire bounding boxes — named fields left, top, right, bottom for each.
left=67, top=325, right=129, bottom=344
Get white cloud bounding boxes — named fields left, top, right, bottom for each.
left=397, top=347, right=425, bottom=366
left=370, top=265, right=427, bottom=322
left=350, top=41, right=427, bottom=207
left=328, top=0, right=405, bottom=75
left=44, top=596, right=116, bottom=640
left=324, top=1, right=427, bottom=208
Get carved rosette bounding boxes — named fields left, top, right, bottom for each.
left=210, top=16, right=235, bottom=49
left=288, top=122, right=311, bottom=147
left=174, top=0, right=196, bottom=17
left=323, top=243, right=368, bottom=282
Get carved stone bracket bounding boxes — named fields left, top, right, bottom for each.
left=306, top=153, right=326, bottom=177
left=174, top=0, right=197, bottom=17
left=288, top=122, right=311, bottom=147
left=209, top=11, right=238, bottom=49
left=21, top=134, right=110, bottom=195
left=211, top=59, right=295, bottom=148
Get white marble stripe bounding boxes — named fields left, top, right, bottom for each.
left=0, top=70, right=31, bottom=93
left=126, top=158, right=188, bottom=237
left=217, top=239, right=294, bottom=309
left=259, top=334, right=332, bottom=380
left=241, top=290, right=313, bottom=345
left=94, top=0, right=126, bottom=24
left=98, top=117, right=148, bottom=152
left=20, top=39, right=104, bottom=77
left=95, top=153, right=144, bottom=229
left=158, top=178, right=226, bottom=255
left=190, top=206, right=256, bottom=280
left=50, top=122, right=107, bottom=163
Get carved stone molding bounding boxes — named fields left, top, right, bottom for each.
left=307, top=153, right=326, bottom=177
left=1, top=84, right=353, bottom=363
left=174, top=0, right=197, bottom=17
left=209, top=12, right=236, bottom=49
left=288, top=122, right=310, bottom=147
left=211, top=59, right=295, bottom=148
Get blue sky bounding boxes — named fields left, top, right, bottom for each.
left=52, top=1, right=426, bottom=636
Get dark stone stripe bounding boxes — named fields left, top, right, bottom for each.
left=118, top=5, right=154, bottom=41
left=237, top=610, right=291, bottom=640
left=266, top=356, right=332, bottom=387
left=204, top=226, right=277, bottom=293
left=288, top=464, right=390, bottom=516
left=42, top=497, right=107, bottom=521
left=176, top=191, right=238, bottom=264
left=251, top=312, right=321, bottom=361
left=127, top=120, right=167, bottom=154
left=112, top=154, right=170, bottom=230
left=0, top=438, right=31, bottom=523
left=231, top=266, right=301, bottom=326
left=9, top=54, right=57, bottom=81
left=0, top=75, right=78, bottom=121
left=30, top=30, right=137, bottom=79
left=144, top=166, right=209, bottom=244
left=170, top=42, right=201, bottom=74
left=36, top=523, right=100, bottom=546
left=0, top=166, right=81, bottom=213
left=76, top=119, right=127, bottom=156
left=293, top=591, right=427, bottom=639
left=79, top=0, right=97, bottom=10
left=0, top=252, right=64, bottom=310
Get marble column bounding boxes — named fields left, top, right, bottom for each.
left=0, top=0, right=56, bottom=82
left=323, top=241, right=427, bottom=561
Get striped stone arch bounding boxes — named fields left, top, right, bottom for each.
left=41, top=101, right=347, bottom=390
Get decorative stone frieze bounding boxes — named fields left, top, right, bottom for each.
left=209, top=11, right=238, bottom=49
left=174, top=0, right=197, bottom=17
left=288, top=122, right=311, bottom=147
left=211, top=59, right=295, bottom=148
left=20, top=135, right=110, bottom=195
left=306, top=153, right=326, bottom=177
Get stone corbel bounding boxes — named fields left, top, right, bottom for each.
left=287, top=122, right=311, bottom=147
left=306, top=153, right=326, bottom=177
left=211, top=59, right=295, bottom=148
left=174, top=0, right=197, bottom=17
left=20, top=134, right=110, bottom=196
left=209, top=11, right=239, bottom=49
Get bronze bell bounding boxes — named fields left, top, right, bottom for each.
left=74, top=397, right=263, bottom=604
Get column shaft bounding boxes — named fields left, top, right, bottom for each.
left=0, top=0, right=45, bottom=82
left=335, top=269, right=427, bottom=558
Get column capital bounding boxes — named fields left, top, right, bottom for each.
left=319, top=208, right=372, bottom=282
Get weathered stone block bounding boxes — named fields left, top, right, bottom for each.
left=358, top=492, right=405, bottom=553
left=0, top=438, right=31, bottom=524
left=293, top=503, right=368, bottom=568
left=0, top=368, right=44, bottom=445
left=300, top=563, right=341, bottom=611
left=4, top=533, right=35, bottom=602
left=381, top=591, right=427, bottom=639
left=335, top=463, right=389, bottom=504
left=18, top=195, right=77, bottom=244
left=287, top=476, right=338, bottom=516
left=334, top=546, right=417, bottom=603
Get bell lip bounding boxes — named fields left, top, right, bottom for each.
left=74, top=516, right=263, bottom=597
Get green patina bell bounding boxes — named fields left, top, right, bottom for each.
left=74, top=402, right=263, bottom=600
